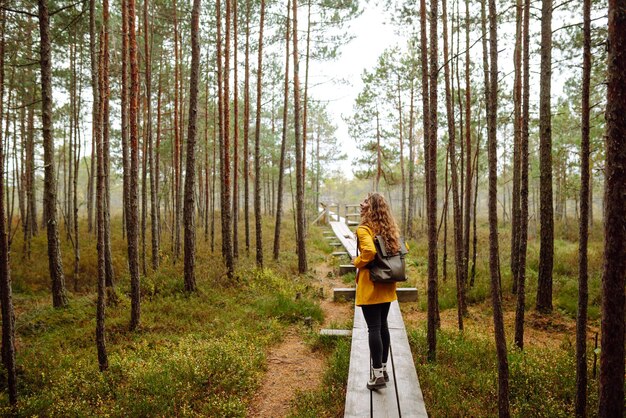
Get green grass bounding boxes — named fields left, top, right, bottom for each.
left=409, top=327, right=602, bottom=417
left=0, top=215, right=328, bottom=416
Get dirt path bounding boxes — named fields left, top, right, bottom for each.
left=247, top=259, right=353, bottom=417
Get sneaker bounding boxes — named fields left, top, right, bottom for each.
left=367, top=368, right=387, bottom=390
left=382, top=364, right=389, bottom=382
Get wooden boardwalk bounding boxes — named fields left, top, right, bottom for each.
left=326, top=220, right=428, bottom=417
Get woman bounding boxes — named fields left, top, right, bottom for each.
left=352, top=192, right=402, bottom=390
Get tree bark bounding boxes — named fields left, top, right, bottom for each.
left=232, top=0, right=239, bottom=259
left=536, top=0, right=554, bottom=313
left=274, top=0, right=290, bottom=261
left=599, top=0, right=626, bottom=414
left=39, top=0, right=68, bottom=308
left=487, top=0, right=510, bottom=414
left=183, top=0, right=201, bottom=293
left=96, top=11, right=109, bottom=371
left=217, top=0, right=234, bottom=277
left=0, top=8, right=18, bottom=402
left=514, top=0, right=530, bottom=350
left=419, top=0, right=435, bottom=361
left=462, top=0, right=472, bottom=289
left=575, top=0, right=591, bottom=413
left=510, top=0, right=522, bottom=295
left=254, top=0, right=266, bottom=268
left=293, top=0, right=307, bottom=274
left=128, top=0, right=141, bottom=330
left=244, top=0, right=251, bottom=254
left=442, top=0, right=464, bottom=330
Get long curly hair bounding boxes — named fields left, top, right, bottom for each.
left=360, top=192, right=401, bottom=254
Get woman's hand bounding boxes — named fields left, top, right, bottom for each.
left=351, top=256, right=356, bottom=265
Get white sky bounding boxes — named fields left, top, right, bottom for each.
left=308, top=4, right=404, bottom=178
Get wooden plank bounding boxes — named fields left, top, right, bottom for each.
left=345, top=301, right=429, bottom=418
left=389, top=328, right=429, bottom=417
left=339, top=264, right=356, bottom=275
left=396, top=287, right=418, bottom=302
left=334, top=288, right=356, bottom=302
left=332, top=251, right=349, bottom=257
left=320, top=329, right=352, bottom=337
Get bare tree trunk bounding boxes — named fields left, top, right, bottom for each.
left=128, top=0, right=141, bottom=330
left=443, top=0, right=464, bottom=329
left=462, top=0, right=472, bottom=292
left=244, top=0, right=251, bottom=254
left=254, top=0, right=266, bottom=267
left=95, top=4, right=109, bottom=370
left=0, top=9, right=18, bottom=402
left=419, top=0, right=435, bottom=361
left=514, top=0, right=530, bottom=350
left=510, top=0, right=522, bottom=295
left=293, top=0, right=307, bottom=274
left=39, top=0, right=68, bottom=308
left=232, top=0, right=239, bottom=259
left=173, top=0, right=181, bottom=260
left=183, top=0, right=201, bottom=293
left=121, top=0, right=130, bottom=246
left=217, top=0, right=234, bottom=277
left=397, top=75, right=406, bottom=236
left=274, top=0, right=290, bottom=261
left=575, top=0, right=591, bottom=413
left=141, top=0, right=152, bottom=276
left=536, top=0, right=554, bottom=313
left=487, top=0, right=510, bottom=413
left=599, top=1, right=626, bottom=414
left=407, top=74, right=416, bottom=238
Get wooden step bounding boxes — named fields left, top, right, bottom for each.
left=332, top=251, right=349, bottom=258
left=320, top=329, right=352, bottom=337
left=339, top=264, right=356, bottom=275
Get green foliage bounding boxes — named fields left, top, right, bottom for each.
left=409, top=327, right=601, bottom=417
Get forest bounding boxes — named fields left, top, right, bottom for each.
left=0, top=0, right=624, bottom=415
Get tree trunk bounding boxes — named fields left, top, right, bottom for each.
left=274, top=0, right=290, bottom=261
left=232, top=0, right=239, bottom=259
left=407, top=75, right=416, bottom=239
left=514, top=0, right=530, bottom=350
left=487, top=0, right=510, bottom=414
left=293, top=0, right=307, bottom=274
left=217, top=0, right=234, bottom=277
left=599, top=1, right=626, bottom=414
left=121, top=0, right=130, bottom=247
left=0, top=9, right=18, bottom=402
left=95, top=7, right=109, bottom=371
left=462, top=0, right=472, bottom=290
left=419, top=0, right=434, bottom=361
left=575, top=0, right=591, bottom=413
left=183, top=0, right=201, bottom=293
left=443, top=0, right=464, bottom=329
left=39, top=0, right=68, bottom=308
left=173, top=0, right=182, bottom=261
left=244, top=0, right=251, bottom=254
left=128, top=0, right=141, bottom=330
left=254, top=0, right=266, bottom=267
left=510, top=0, right=522, bottom=295
left=397, top=76, right=406, bottom=236
left=536, top=0, right=554, bottom=313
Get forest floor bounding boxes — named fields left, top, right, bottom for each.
left=247, top=259, right=353, bottom=417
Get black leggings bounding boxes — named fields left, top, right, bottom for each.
left=361, top=302, right=391, bottom=369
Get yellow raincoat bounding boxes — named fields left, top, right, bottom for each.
left=354, top=225, right=398, bottom=306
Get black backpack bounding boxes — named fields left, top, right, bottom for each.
left=357, top=234, right=408, bottom=283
